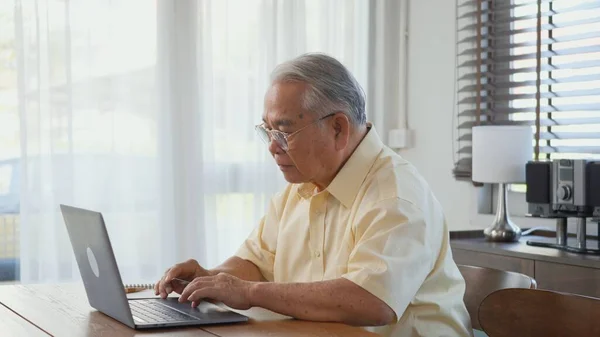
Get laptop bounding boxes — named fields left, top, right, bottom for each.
left=59, top=204, right=248, bottom=329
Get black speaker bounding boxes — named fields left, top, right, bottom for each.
left=526, top=161, right=551, bottom=204
left=587, top=162, right=600, bottom=207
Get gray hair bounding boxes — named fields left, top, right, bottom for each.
left=270, top=53, right=367, bottom=127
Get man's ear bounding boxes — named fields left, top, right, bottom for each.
left=332, top=113, right=350, bottom=151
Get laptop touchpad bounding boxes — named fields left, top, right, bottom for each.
left=156, top=298, right=238, bottom=320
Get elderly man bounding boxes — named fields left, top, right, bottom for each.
left=155, top=53, right=472, bottom=336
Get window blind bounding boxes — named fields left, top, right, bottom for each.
left=454, top=0, right=600, bottom=180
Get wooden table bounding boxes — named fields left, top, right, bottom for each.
left=0, top=284, right=377, bottom=337
left=0, top=300, right=49, bottom=337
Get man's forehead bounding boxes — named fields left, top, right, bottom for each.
left=262, top=82, right=308, bottom=127
left=262, top=110, right=296, bottom=128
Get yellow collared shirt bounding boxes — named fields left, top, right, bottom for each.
left=236, top=126, right=472, bottom=337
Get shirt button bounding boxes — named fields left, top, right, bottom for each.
left=315, top=251, right=321, bottom=258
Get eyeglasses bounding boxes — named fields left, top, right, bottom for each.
left=255, top=113, right=335, bottom=152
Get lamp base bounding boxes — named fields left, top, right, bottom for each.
left=483, top=182, right=522, bottom=242
left=484, top=217, right=522, bottom=242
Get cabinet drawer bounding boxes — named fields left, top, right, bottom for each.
left=452, top=249, right=535, bottom=278
left=535, top=261, right=600, bottom=298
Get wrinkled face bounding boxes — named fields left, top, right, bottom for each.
left=260, top=82, right=336, bottom=184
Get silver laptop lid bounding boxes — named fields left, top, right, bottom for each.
left=60, top=204, right=135, bottom=328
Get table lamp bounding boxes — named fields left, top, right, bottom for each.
left=472, top=125, right=532, bottom=242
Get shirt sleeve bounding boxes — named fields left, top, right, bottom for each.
left=341, top=197, right=435, bottom=321
left=235, top=197, right=280, bottom=282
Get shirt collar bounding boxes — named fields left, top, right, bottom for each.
left=296, top=124, right=384, bottom=207
left=297, top=182, right=320, bottom=199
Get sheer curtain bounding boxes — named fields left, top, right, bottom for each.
left=12, top=0, right=373, bottom=284
left=15, top=0, right=163, bottom=283
left=191, top=0, right=371, bottom=268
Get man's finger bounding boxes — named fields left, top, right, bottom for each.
left=188, top=287, right=217, bottom=308
left=179, top=279, right=214, bottom=303
left=179, top=279, right=204, bottom=302
left=154, top=280, right=160, bottom=296
left=171, top=279, right=190, bottom=294
left=156, top=275, right=164, bottom=298
left=158, top=268, right=175, bottom=298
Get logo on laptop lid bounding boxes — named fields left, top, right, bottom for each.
left=87, top=247, right=100, bottom=278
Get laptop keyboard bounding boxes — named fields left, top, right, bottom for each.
left=129, top=299, right=199, bottom=323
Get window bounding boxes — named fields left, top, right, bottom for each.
left=0, top=0, right=372, bottom=283
left=0, top=2, right=21, bottom=282
left=454, top=0, right=600, bottom=182
left=0, top=0, right=160, bottom=283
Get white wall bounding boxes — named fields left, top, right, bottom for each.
left=399, top=0, right=559, bottom=232
left=399, top=0, right=477, bottom=229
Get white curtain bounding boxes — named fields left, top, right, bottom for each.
left=8, top=0, right=376, bottom=284
left=14, top=0, right=164, bottom=283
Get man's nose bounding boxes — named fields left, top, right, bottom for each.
left=268, top=138, right=284, bottom=155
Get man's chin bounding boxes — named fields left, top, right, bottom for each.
left=279, top=168, right=304, bottom=184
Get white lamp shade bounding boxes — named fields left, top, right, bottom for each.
left=472, top=125, right=532, bottom=183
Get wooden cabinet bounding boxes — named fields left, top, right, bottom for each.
left=451, top=249, right=535, bottom=278
left=451, top=231, right=600, bottom=298
left=534, top=261, right=600, bottom=298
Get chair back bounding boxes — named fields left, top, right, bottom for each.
left=458, top=264, right=536, bottom=330
left=478, top=288, right=600, bottom=337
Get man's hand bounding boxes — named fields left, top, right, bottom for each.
left=154, top=258, right=394, bottom=326
left=154, top=259, right=212, bottom=298
left=178, top=273, right=253, bottom=310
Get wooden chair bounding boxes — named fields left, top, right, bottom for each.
left=478, top=288, right=600, bottom=337
left=458, top=265, right=536, bottom=330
